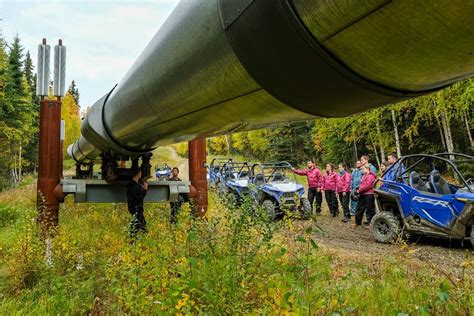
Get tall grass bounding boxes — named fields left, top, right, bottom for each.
left=0, top=187, right=472, bottom=314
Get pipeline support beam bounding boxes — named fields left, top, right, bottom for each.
left=37, top=99, right=62, bottom=230
left=188, top=138, right=208, bottom=216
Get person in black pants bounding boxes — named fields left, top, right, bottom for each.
left=307, top=188, right=323, bottom=214
left=293, top=160, right=323, bottom=214
left=355, top=194, right=376, bottom=226
left=337, top=163, right=352, bottom=223
left=322, top=163, right=339, bottom=217
left=353, top=165, right=377, bottom=227
left=127, top=167, right=148, bottom=238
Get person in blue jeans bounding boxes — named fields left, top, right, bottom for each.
left=350, top=161, right=363, bottom=215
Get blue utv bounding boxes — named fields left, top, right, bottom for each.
left=208, top=158, right=234, bottom=189
left=155, top=163, right=171, bottom=180
left=373, top=153, right=474, bottom=246
left=251, top=162, right=311, bottom=220
left=217, top=162, right=253, bottom=207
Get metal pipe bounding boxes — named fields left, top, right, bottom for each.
left=37, top=98, right=62, bottom=230
left=188, top=138, right=208, bottom=216
left=68, top=0, right=474, bottom=163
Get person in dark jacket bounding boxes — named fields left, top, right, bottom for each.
left=293, top=159, right=323, bottom=214
left=127, top=167, right=148, bottom=238
left=352, top=165, right=377, bottom=228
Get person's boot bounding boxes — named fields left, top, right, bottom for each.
left=341, top=217, right=350, bottom=223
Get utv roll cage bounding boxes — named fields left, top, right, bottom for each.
left=220, top=161, right=252, bottom=181
left=251, top=161, right=296, bottom=185
left=378, top=153, right=473, bottom=193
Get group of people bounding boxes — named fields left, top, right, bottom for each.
left=293, top=153, right=402, bottom=228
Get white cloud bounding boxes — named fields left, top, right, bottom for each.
left=2, top=0, right=179, bottom=107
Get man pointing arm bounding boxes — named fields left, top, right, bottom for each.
left=293, top=160, right=323, bottom=215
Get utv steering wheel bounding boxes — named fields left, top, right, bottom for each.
left=466, top=178, right=474, bottom=185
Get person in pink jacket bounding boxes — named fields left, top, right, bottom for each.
left=293, top=160, right=323, bottom=214
left=322, top=163, right=339, bottom=217
left=337, top=163, right=352, bottom=223
left=353, top=165, right=377, bottom=227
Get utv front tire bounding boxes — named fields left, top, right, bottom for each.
left=300, top=197, right=312, bottom=220
left=262, top=200, right=276, bottom=221
left=371, top=212, right=401, bottom=244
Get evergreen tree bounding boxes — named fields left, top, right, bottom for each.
left=2, top=35, right=32, bottom=185
left=22, top=51, right=40, bottom=173
left=68, top=80, right=80, bottom=105
left=0, top=35, right=9, bottom=188
left=23, top=51, right=35, bottom=100
left=4, top=35, right=25, bottom=101
left=268, top=121, right=316, bottom=165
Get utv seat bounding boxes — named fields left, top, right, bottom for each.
left=272, top=172, right=284, bottom=181
left=409, top=171, right=431, bottom=192
left=239, top=171, right=249, bottom=179
left=429, top=170, right=451, bottom=195
left=224, top=171, right=235, bottom=181
left=254, top=173, right=265, bottom=185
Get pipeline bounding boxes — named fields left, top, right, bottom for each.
left=69, top=0, right=474, bottom=163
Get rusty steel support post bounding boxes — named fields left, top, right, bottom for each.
left=188, top=138, right=208, bottom=217
left=37, top=98, right=62, bottom=230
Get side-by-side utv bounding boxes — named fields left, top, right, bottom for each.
left=372, top=153, right=473, bottom=247
left=251, top=162, right=311, bottom=220
left=208, top=158, right=234, bottom=189
left=218, top=162, right=253, bottom=207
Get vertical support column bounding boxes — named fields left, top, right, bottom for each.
left=59, top=119, right=65, bottom=178
left=188, top=138, right=208, bottom=217
left=37, top=98, right=62, bottom=230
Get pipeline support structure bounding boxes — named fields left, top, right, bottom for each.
left=37, top=98, right=62, bottom=230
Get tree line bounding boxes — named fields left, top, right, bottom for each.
left=198, top=78, right=473, bottom=166
left=0, top=34, right=81, bottom=190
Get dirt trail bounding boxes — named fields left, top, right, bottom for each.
left=151, top=146, right=189, bottom=179
left=175, top=153, right=189, bottom=180
left=300, top=213, right=473, bottom=278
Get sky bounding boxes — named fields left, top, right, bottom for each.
left=1, top=0, right=180, bottom=108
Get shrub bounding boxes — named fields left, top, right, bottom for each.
left=0, top=203, right=19, bottom=227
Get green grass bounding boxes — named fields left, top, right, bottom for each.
left=0, top=185, right=472, bottom=314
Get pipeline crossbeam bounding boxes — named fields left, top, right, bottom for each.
left=68, top=0, right=474, bottom=164
left=61, top=179, right=190, bottom=203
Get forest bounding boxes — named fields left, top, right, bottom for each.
left=0, top=35, right=80, bottom=190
